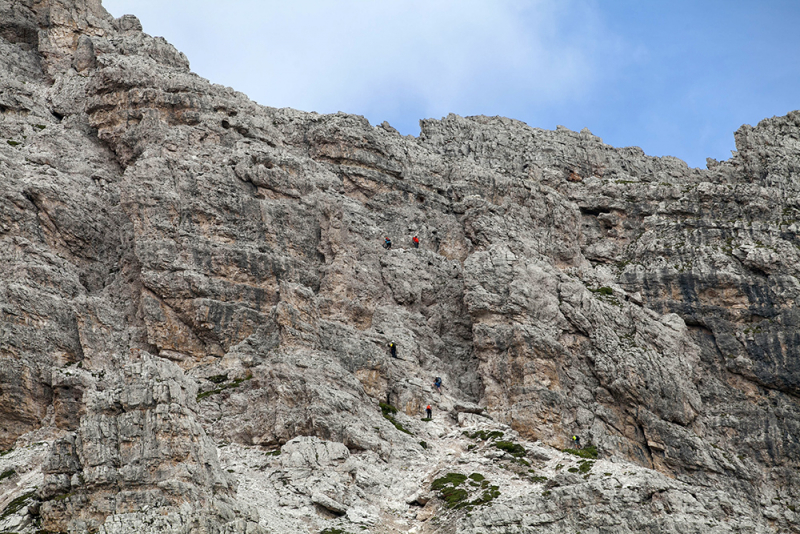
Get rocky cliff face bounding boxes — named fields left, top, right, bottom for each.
left=1, top=1, right=799, bottom=532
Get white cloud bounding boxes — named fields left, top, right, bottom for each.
left=104, top=0, right=625, bottom=130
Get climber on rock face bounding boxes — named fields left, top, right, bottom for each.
left=412, top=236, right=419, bottom=248
left=433, top=376, right=442, bottom=393
left=389, top=342, right=397, bottom=358
left=572, top=435, right=582, bottom=449
left=426, top=404, right=432, bottom=418
left=383, top=236, right=392, bottom=249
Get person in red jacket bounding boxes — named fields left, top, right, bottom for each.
left=412, top=236, right=420, bottom=248
left=426, top=404, right=432, bottom=419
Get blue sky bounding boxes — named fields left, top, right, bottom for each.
left=102, top=0, right=800, bottom=168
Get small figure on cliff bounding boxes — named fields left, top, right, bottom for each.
left=433, top=376, right=442, bottom=393
left=572, top=435, right=582, bottom=449
left=383, top=237, right=392, bottom=249
left=412, top=235, right=420, bottom=248
left=426, top=404, right=432, bottom=418
left=389, top=341, right=397, bottom=358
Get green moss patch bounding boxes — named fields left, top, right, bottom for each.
left=470, top=485, right=501, bottom=507
left=578, top=460, right=594, bottom=474
left=1, top=491, right=36, bottom=519
left=432, top=473, right=468, bottom=491
left=564, top=445, right=598, bottom=459
left=0, top=469, right=15, bottom=481
left=432, top=473, right=500, bottom=509
left=419, top=441, right=428, bottom=449
left=380, top=403, right=412, bottom=435
left=379, top=402, right=397, bottom=415
left=463, top=430, right=504, bottom=441
left=320, top=528, right=354, bottom=534
left=207, top=374, right=228, bottom=384
left=7, top=140, right=21, bottom=146
left=441, top=487, right=469, bottom=507
left=589, top=286, right=621, bottom=306
left=494, top=440, right=526, bottom=457
left=197, top=374, right=252, bottom=401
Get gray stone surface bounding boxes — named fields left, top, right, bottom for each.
left=1, top=0, right=799, bottom=532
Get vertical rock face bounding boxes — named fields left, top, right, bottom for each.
left=0, top=0, right=799, bottom=532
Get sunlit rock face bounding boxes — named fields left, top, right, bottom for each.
left=1, top=1, right=799, bottom=532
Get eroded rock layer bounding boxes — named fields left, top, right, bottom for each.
left=1, top=1, right=799, bottom=532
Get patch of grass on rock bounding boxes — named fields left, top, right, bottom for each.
left=197, top=373, right=253, bottom=401
left=578, top=460, right=594, bottom=474
left=432, top=473, right=500, bottom=509
left=471, top=485, right=501, bottom=506
left=379, top=402, right=397, bottom=415
left=494, top=440, right=526, bottom=457
left=463, top=430, right=504, bottom=441
left=207, top=374, right=228, bottom=384
left=379, top=403, right=412, bottom=435
left=1, top=491, right=36, bottom=519
left=564, top=445, right=598, bottom=459
left=432, top=473, right=468, bottom=491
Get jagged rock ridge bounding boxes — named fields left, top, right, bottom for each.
left=0, top=0, right=799, bottom=532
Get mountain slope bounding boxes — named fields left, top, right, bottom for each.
left=0, top=1, right=798, bottom=532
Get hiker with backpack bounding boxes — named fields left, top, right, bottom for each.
left=426, top=404, right=432, bottom=419
left=389, top=341, right=397, bottom=358
left=383, top=237, right=392, bottom=249
left=412, top=236, right=419, bottom=248
left=433, top=376, right=443, bottom=393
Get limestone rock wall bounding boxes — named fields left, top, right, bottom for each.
left=1, top=0, right=799, bottom=532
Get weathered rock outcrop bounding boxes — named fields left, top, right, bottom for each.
left=1, top=0, right=799, bottom=532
